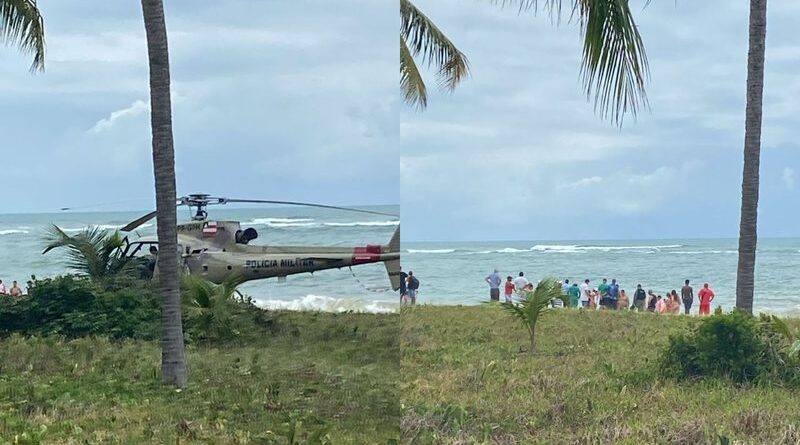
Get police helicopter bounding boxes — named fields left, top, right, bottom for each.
left=117, top=194, right=401, bottom=291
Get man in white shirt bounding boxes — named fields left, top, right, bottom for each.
left=0, top=279, right=6, bottom=295
left=579, top=279, right=591, bottom=308
left=513, top=272, right=529, bottom=297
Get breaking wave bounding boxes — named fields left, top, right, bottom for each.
left=323, top=221, right=400, bottom=227
left=531, top=244, right=684, bottom=253
left=406, top=249, right=456, bottom=254
left=244, top=218, right=315, bottom=227
left=253, top=294, right=397, bottom=313
left=0, top=229, right=29, bottom=235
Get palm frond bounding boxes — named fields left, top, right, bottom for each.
left=400, top=0, right=470, bottom=96
left=43, top=225, right=135, bottom=281
left=401, top=36, right=428, bottom=109
left=494, top=0, right=650, bottom=125
left=0, top=0, right=45, bottom=71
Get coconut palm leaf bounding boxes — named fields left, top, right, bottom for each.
left=0, top=0, right=45, bottom=71
left=43, top=225, right=135, bottom=281
left=494, top=0, right=649, bottom=124
left=401, top=36, right=428, bottom=109
left=400, top=0, right=470, bottom=109
left=182, top=274, right=245, bottom=340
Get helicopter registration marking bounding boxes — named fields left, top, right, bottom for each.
left=246, top=258, right=315, bottom=269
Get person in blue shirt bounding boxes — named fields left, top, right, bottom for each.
left=485, top=269, right=502, bottom=301
left=561, top=279, right=570, bottom=296
left=607, top=278, right=620, bottom=310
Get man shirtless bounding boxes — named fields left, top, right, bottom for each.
left=681, top=280, right=694, bottom=315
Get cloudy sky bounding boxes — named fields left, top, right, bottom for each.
left=0, top=0, right=397, bottom=214
left=401, top=1, right=800, bottom=241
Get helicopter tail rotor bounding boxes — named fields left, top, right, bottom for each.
left=384, top=226, right=401, bottom=291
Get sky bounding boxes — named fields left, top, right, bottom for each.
left=0, top=0, right=398, bottom=214
left=401, top=1, right=800, bottom=242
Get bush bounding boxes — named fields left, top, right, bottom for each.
left=0, top=276, right=161, bottom=340
left=659, top=310, right=800, bottom=385
left=0, top=275, right=285, bottom=345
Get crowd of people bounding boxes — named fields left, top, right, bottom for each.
left=486, top=269, right=718, bottom=316
left=0, top=274, right=37, bottom=298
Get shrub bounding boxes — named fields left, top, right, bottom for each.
left=659, top=310, right=800, bottom=385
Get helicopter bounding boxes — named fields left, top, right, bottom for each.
left=118, top=194, right=401, bottom=291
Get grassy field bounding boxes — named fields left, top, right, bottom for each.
left=401, top=305, right=800, bottom=445
left=0, top=311, right=399, bottom=444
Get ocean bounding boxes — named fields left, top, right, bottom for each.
left=401, top=238, right=800, bottom=314
left=0, top=206, right=399, bottom=313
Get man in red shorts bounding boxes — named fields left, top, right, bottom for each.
left=698, top=283, right=715, bottom=316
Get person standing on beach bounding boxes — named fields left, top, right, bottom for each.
left=698, top=283, right=715, bottom=316
left=399, top=267, right=408, bottom=304
left=406, top=271, right=419, bottom=305
left=607, top=279, right=620, bottom=310
left=579, top=279, right=591, bottom=308
left=561, top=279, right=570, bottom=295
left=633, top=284, right=647, bottom=311
left=0, top=280, right=5, bottom=295
left=568, top=283, right=581, bottom=308
left=513, top=272, right=529, bottom=298
left=681, top=280, right=693, bottom=315
left=646, top=290, right=658, bottom=312
left=597, top=278, right=610, bottom=308
left=486, top=269, right=502, bottom=301
left=504, top=276, right=515, bottom=303
left=9, top=281, right=22, bottom=297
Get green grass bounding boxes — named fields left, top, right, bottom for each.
left=401, top=305, right=800, bottom=445
left=0, top=311, right=399, bottom=444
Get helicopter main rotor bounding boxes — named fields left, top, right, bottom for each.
left=119, top=193, right=399, bottom=232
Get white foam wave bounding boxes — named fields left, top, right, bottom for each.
left=496, top=248, right=530, bottom=253
left=670, top=250, right=738, bottom=255
left=406, top=249, right=456, bottom=254
left=531, top=244, right=684, bottom=253
left=254, top=294, right=397, bottom=313
left=324, top=221, right=400, bottom=227
left=245, top=218, right=315, bottom=225
left=0, top=229, right=29, bottom=235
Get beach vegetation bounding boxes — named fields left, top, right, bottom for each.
left=42, top=225, right=138, bottom=286
left=494, top=277, right=563, bottom=353
left=401, top=305, right=800, bottom=444
left=660, top=310, right=800, bottom=385
left=0, top=276, right=400, bottom=443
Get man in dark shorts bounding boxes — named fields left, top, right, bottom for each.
left=485, top=269, right=501, bottom=301
left=681, top=279, right=693, bottom=315
left=399, top=267, right=409, bottom=304
left=633, top=284, right=647, bottom=311
left=607, top=278, right=620, bottom=310
left=407, top=271, right=419, bottom=305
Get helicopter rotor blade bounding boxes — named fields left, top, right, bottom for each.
left=120, top=211, right=158, bottom=232
left=221, top=199, right=399, bottom=218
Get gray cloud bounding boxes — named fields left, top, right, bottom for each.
left=401, top=0, right=800, bottom=241
left=0, top=0, right=397, bottom=213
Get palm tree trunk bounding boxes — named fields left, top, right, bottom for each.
left=141, top=0, right=186, bottom=387
left=736, top=0, right=768, bottom=316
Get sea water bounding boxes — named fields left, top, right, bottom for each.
left=0, top=206, right=399, bottom=313
left=401, top=238, right=800, bottom=314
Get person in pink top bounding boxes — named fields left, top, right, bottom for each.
left=698, top=283, right=715, bottom=316
left=655, top=295, right=667, bottom=314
